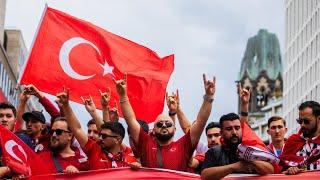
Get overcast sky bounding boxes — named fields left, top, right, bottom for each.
left=4, top=0, right=284, bottom=142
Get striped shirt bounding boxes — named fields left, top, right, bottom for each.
left=295, top=135, right=320, bottom=170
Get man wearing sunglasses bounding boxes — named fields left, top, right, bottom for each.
left=281, top=101, right=320, bottom=175
left=266, top=116, right=287, bottom=157
left=113, top=74, right=215, bottom=172
left=38, top=118, right=89, bottom=174
left=55, top=88, right=138, bottom=170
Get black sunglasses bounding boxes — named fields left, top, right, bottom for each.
left=99, top=133, right=119, bottom=139
left=296, top=118, right=310, bottom=125
left=156, top=121, right=173, bottom=128
left=49, top=129, right=71, bottom=136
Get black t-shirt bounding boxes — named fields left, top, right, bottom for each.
left=201, top=145, right=239, bottom=171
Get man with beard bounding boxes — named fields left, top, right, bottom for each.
left=165, top=90, right=220, bottom=172
left=281, top=101, right=320, bottom=175
left=266, top=116, right=287, bottom=157
left=201, top=84, right=274, bottom=180
left=113, top=74, right=215, bottom=171
left=201, top=113, right=274, bottom=180
left=55, top=88, right=138, bottom=170
left=39, top=118, right=89, bottom=174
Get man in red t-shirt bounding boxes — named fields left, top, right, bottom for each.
left=38, top=118, right=89, bottom=174
left=55, top=88, right=138, bottom=170
left=113, top=74, right=215, bottom=171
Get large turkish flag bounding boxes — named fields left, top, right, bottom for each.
left=19, top=7, right=174, bottom=122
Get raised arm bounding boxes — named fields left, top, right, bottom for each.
left=166, top=90, right=191, bottom=134
left=26, top=84, right=60, bottom=123
left=99, top=88, right=111, bottom=122
left=238, top=83, right=250, bottom=124
left=113, top=74, right=140, bottom=144
left=16, top=88, right=30, bottom=130
left=56, top=87, right=88, bottom=147
left=190, top=74, right=215, bottom=147
left=82, top=95, right=104, bottom=132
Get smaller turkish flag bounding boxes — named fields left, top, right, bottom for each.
left=0, top=125, right=51, bottom=176
left=241, top=122, right=268, bottom=151
left=19, top=7, right=174, bottom=122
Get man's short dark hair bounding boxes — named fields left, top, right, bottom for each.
left=267, top=116, right=286, bottom=127
left=87, top=119, right=95, bottom=127
left=299, top=101, right=320, bottom=117
left=101, top=121, right=125, bottom=139
left=205, top=122, right=220, bottom=134
left=0, top=102, right=17, bottom=117
left=219, top=113, right=240, bottom=127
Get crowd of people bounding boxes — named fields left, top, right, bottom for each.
left=0, top=74, right=319, bottom=179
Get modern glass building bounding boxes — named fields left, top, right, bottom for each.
left=283, top=0, right=320, bottom=135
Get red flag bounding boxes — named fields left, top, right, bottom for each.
left=31, top=167, right=200, bottom=180
left=19, top=7, right=174, bottom=122
left=0, top=125, right=51, bottom=176
left=241, top=122, right=268, bottom=151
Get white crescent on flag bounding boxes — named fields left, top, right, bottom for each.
left=4, top=140, right=28, bottom=163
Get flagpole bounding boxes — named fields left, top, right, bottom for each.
left=17, top=4, right=48, bottom=84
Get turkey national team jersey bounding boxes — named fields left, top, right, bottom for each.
left=38, top=149, right=89, bottom=173
left=135, top=128, right=195, bottom=171
left=83, top=139, right=135, bottom=170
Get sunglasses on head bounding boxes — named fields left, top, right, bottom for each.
left=156, top=121, right=173, bottom=128
left=99, top=133, right=119, bottom=139
left=296, top=118, right=310, bottom=125
left=49, top=129, right=70, bottom=136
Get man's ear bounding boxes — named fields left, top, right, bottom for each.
left=284, top=127, right=288, bottom=134
left=41, top=124, right=46, bottom=131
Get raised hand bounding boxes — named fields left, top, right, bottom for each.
left=55, top=87, right=70, bottom=108
left=99, top=88, right=111, bottom=107
left=24, top=84, right=44, bottom=99
left=203, top=74, right=216, bottom=96
left=112, top=73, right=127, bottom=97
left=109, top=100, right=119, bottom=121
left=166, top=90, right=180, bottom=113
left=238, top=82, right=250, bottom=105
left=19, top=87, right=30, bottom=103
left=81, top=95, right=96, bottom=114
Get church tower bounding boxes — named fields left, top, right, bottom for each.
left=238, top=29, right=283, bottom=125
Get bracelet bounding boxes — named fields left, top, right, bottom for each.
left=240, top=111, right=248, bottom=116
left=120, top=98, right=128, bottom=103
left=203, top=95, right=214, bottom=103
left=169, top=111, right=177, bottom=116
